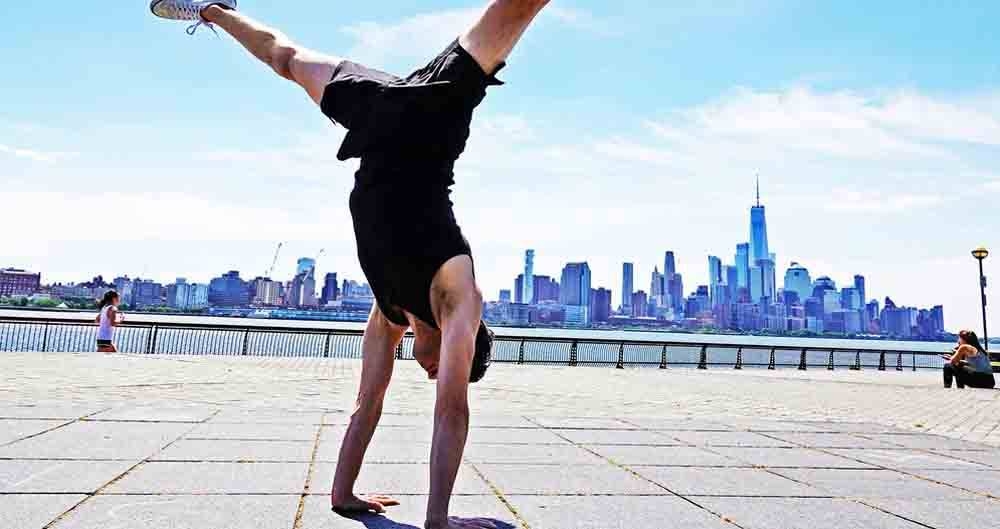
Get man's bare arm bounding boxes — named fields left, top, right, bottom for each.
left=202, top=5, right=341, bottom=105
left=331, top=308, right=406, bottom=513
left=459, top=0, right=550, bottom=75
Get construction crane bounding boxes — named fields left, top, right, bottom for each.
left=315, top=248, right=326, bottom=262
left=265, top=242, right=284, bottom=279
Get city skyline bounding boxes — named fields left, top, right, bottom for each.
left=3, top=2, right=998, bottom=333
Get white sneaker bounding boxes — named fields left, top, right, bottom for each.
left=150, top=0, right=237, bottom=35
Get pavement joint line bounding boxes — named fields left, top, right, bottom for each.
left=853, top=499, right=941, bottom=529
left=755, top=431, right=1000, bottom=501
left=292, top=411, right=325, bottom=529
left=39, top=409, right=220, bottom=529
left=464, top=459, right=533, bottom=529
left=0, top=407, right=113, bottom=448
left=521, top=416, right=747, bottom=529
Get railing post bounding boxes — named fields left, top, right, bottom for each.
left=827, top=351, right=835, bottom=370
left=698, top=345, right=708, bottom=370
left=518, top=339, right=525, bottom=365
left=734, top=347, right=743, bottom=370
left=396, top=340, right=404, bottom=360
left=659, top=344, right=668, bottom=369
left=878, top=351, right=886, bottom=371
left=569, top=340, right=578, bottom=367
left=767, top=348, right=776, bottom=370
left=798, top=348, right=808, bottom=371
left=41, top=322, right=49, bottom=352
left=912, top=352, right=917, bottom=372
left=323, top=332, right=332, bottom=358
left=145, top=324, right=159, bottom=355
left=616, top=342, right=625, bottom=369
left=896, top=352, right=903, bottom=371
left=241, top=329, right=251, bottom=356
left=851, top=351, right=861, bottom=371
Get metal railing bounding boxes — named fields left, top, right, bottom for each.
left=0, top=310, right=959, bottom=372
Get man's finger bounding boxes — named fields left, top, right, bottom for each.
left=370, top=495, right=400, bottom=506
left=365, top=500, right=386, bottom=513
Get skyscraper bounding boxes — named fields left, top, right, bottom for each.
left=523, top=250, right=535, bottom=307
left=296, top=258, right=316, bottom=276
left=621, top=262, right=634, bottom=311
left=783, top=262, right=812, bottom=302
left=735, top=243, right=750, bottom=289
left=514, top=274, right=524, bottom=304
left=590, top=288, right=612, bottom=323
left=559, top=262, right=592, bottom=307
left=533, top=275, right=560, bottom=303
left=749, top=177, right=770, bottom=263
left=854, top=275, right=866, bottom=305
left=320, top=273, right=339, bottom=305
left=498, top=289, right=512, bottom=303
left=708, top=256, right=723, bottom=308
left=664, top=252, right=677, bottom=278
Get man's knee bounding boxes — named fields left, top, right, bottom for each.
left=270, top=44, right=298, bottom=81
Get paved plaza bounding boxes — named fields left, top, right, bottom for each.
left=2, top=352, right=1000, bottom=528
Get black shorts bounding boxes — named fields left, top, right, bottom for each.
left=96, top=339, right=113, bottom=347
left=320, top=40, right=503, bottom=329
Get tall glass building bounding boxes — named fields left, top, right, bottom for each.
left=749, top=180, right=770, bottom=263
left=523, top=250, right=535, bottom=306
left=735, top=243, right=750, bottom=289
left=622, top=262, right=634, bottom=311
left=783, top=262, right=812, bottom=302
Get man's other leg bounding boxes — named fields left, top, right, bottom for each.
left=331, top=305, right=407, bottom=513
left=202, top=5, right=341, bottom=105
left=460, top=0, right=551, bottom=75
left=425, top=256, right=489, bottom=529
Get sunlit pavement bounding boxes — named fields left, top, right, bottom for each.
left=2, top=352, right=999, bottom=528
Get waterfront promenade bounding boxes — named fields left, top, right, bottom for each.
left=3, top=352, right=1000, bottom=528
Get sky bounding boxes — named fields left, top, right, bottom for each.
left=2, top=1, right=999, bottom=333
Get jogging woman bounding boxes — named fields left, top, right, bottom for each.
left=95, top=290, right=122, bottom=353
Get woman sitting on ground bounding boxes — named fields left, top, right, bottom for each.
left=943, top=330, right=995, bottom=389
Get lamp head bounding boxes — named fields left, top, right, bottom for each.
left=972, top=247, right=989, bottom=260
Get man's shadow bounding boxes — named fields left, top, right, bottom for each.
left=339, top=512, right=516, bottom=529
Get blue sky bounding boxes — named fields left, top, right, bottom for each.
left=2, top=1, right=999, bottom=332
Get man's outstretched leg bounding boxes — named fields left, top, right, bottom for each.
left=152, top=1, right=342, bottom=105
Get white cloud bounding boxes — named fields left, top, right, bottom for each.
left=341, top=8, right=480, bottom=69
left=0, top=191, right=354, bottom=244
left=0, top=143, right=75, bottom=163
left=822, top=190, right=945, bottom=213
left=340, top=5, right=611, bottom=69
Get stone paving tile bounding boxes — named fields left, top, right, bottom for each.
left=185, top=422, right=318, bottom=441
left=0, top=494, right=86, bottom=529
left=906, top=469, right=1000, bottom=496
left=314, top=438, right=432, bottom=464
left=530, top=416, right=630, bottom=429
left=472, top=463, right=667, bottom=495
left=697, top=497, right=923, bottom=529
left=0, top=405, right=104, bottom=420
left=621, top=417, right=731, bottom=431
left=862, top=499, right=1000, bottom=528
left=0, top=459, right=136, bottom=493
left=551, top=428, right=682, bottom=446
left=712, top=447, right=877, bottom=469
left=771, top=468, right=981, bottom=500
left=323, top=425, right=433, bottom=446
left=924, top=448, right=1000, bottom=468
left=670, top=430, right=795, bottom=447
left=52, top=494, right=300, bottom=529
left=825, top=448, right=989, bottom=470
left=467, top=428, right=569, bottom=445
left=508, top=495, right=732, bottom=529
left=464, top=443, right=605, bottom=465
left=0, top=419, right=66, bottom=445
left=103, top=461, right=309, bottom=494
left=311, top=462, right=490, bottom=496
left=154, top=439, right=315, bottom=462
left=91, top=405, right=217, bottom=423
left=585, top=445, right=739, bottom=466
left=865, top=432, right=977, bottom=449
left=300, top=495, right=516, bottom=529
left=0, top=421, right=191, bottom=460
left=633, top=466, right=818, bottom=496
left=210, top=409, right=325, bottom=425
left=763, top=432, right=902, bottom=449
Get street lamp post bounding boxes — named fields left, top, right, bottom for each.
left=972, top=247, right=989, bottom=352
